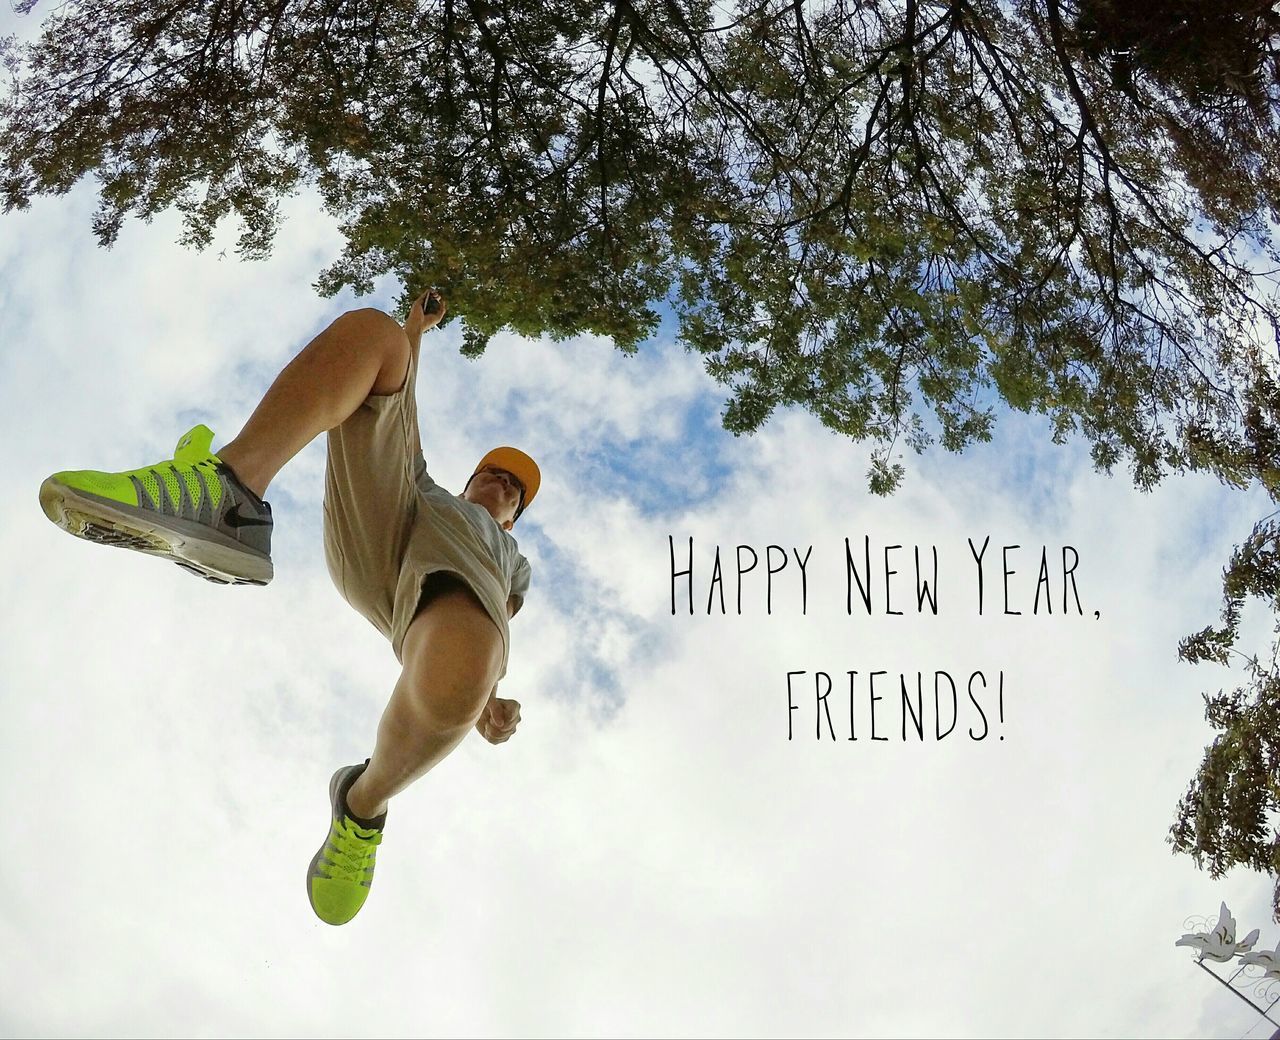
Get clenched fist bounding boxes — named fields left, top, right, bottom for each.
left=404, top=287, right=447, bottom=341
left=477, top=696, right=521, bottom=745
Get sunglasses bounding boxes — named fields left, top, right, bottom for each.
left=481, top=466, right=525, bottom=498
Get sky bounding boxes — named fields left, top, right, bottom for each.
left=3, top=12, right=1280, bottom=1040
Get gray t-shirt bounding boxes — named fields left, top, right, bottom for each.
left=410, top=461, right=532, bottom=673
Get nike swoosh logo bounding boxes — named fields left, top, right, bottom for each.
left=224, top=504, right=272, bottom=528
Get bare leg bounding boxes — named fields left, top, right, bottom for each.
left=215, top=308, right=413, bottom=500
left=345, top=586, right=505, bottom=820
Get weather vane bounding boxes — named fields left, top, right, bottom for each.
left=1177, top=902, right=1280, bottom=1031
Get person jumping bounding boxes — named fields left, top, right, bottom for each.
left=38, top=287, right=539, bottom=927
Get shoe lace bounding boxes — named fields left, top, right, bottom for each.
left=128, top=457, right=221, bottom=491
left=323, top=819, right=383, bottom=883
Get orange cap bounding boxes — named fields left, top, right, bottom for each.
left=471, top=446, right=541, bottom=520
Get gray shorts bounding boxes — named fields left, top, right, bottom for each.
left=321, top=335, right=510, bottom=672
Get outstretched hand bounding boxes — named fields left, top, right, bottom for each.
left=404, top=287, right=447, bottom=340
left=477, top=696, right=521, bottom=745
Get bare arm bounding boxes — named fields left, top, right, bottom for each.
left=401, top=287, right=446, bottom=457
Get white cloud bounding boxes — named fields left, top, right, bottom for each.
left=2, top=168, right=1278, bottom=1040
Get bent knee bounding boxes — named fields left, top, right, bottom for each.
left=328, top=307, right=411, bottom=394
left=400, top=596, right=505, bottom=727
left=327, top=306, right=409, bottom=356
left=420, top=676, right=493, bottom=729
left=400, top=657, right=497, bottom=729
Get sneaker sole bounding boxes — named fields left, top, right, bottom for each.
left=39, top=476, right=273, bottom=586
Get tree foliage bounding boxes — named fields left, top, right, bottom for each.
left=3, top=0, right=1278, bottom=490
left=3, top=0, right=1280, bottom=904
left=1174, top=513, right=1280, bottom=920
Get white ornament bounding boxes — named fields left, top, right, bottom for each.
left=1239, top=940, right=1280, bottom=980
left=1175, top=902, right=1261, bottom=962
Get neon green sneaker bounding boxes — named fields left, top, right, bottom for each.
left=38, top=424, right=273, bottom=586
left=307, top=760, right=387, bottom=926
